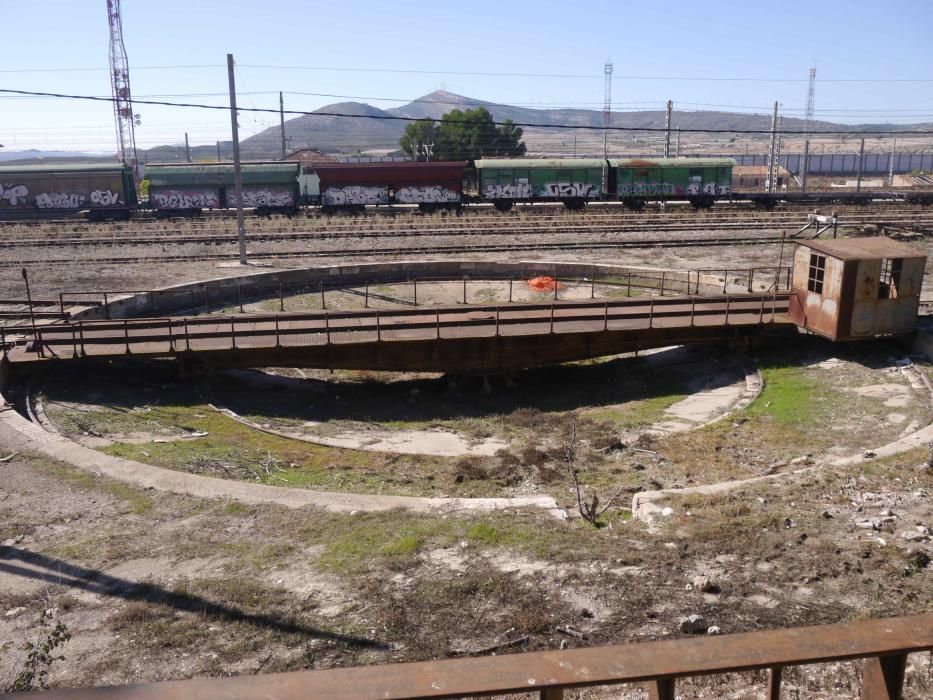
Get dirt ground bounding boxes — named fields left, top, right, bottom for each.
left=1, top=230, right=932, bottom=697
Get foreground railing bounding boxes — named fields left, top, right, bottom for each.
left=18, top=614, right=932, bottom=699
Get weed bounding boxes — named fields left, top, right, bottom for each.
left=5, top=609, right=71, bottom=692
left=466, top=522, right=502, bottom=546
left=222, top=501, right=254, bottom=516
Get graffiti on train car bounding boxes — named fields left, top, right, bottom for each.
left=322, top=186, right=388, bottom=206
left=36, top=192, right=85, bottom=208
left=225, top=189, right=295, bottom=207
left=482, top=183, right=532, bottom=199
left=152, top=190, right=221, bottom=209
left=618, top=183, right=676, bottom=196
left=543, top=182, right=596, bottom=198
left=0, top=183, right=29, bottom=206
left=89, top=189, right=122, bottom=206
left=687, top=183, right=731, bottom=195
left=396, top=186, right=460, bottom=204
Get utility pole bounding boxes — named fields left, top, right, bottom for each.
left=775, top=116, right=784, bottom=190
left=888, top=135, right=897, bottom=187
left=766, top=101, right=779, bottom=193
left=184, top=132, right=191, bottom=163
left=279, top=91, right=287, bottom=159
left=227, top=53, right=247, bottom=265
left=801, top=68, right=816, bottom=193
left=603, top=60, right=613, bottom=159
left=676, top=128, right=681, bottom=157
left=664, top=100, right=673, bottom=158
left=856, top=137, right=865, bottom=192
left=216, top=140, right=221, bottom=162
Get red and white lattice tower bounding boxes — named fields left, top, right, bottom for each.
left=106, top=0, right=137, bottom=166
left=603, top=60, right=613, bottom=158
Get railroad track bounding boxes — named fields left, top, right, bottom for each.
left=2, top=202, right=928, bottom=235
left=0, top=234, right=789, bottom=268
left=2, top=214, right=931, bottom=249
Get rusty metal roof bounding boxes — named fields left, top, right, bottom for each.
left=801, top=237, right=927, bottom=261
left=475, top=158, right=606, bottom=169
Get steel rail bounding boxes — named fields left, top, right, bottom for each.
left=4, top=215, right=932, bottom=249
left=0, top=235, right=797, bottom=268
left=4, top=209, right=930, bottom=235
left=2, top=202, right=928, bottom=235
left=15, top=614, right=932, bottom=700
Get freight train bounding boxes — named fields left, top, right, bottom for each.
left=0, top=158, right=929, bottom=221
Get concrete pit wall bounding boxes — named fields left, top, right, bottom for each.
left=68, top=261, right=739, bottom=322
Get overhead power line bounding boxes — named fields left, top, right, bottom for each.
left=1, top=63, right=933, bottom=83
left=1, top=87, right=931, bottom=136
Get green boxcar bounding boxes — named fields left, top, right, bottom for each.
left=611, top=158, right=734, bottom=203
left=475, top=158, right=606, bottom=209
left=146, top=163, right=300, bottom=213
left=0, top=163, right=137, bottom=219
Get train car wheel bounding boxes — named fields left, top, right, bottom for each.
left=563, top=199, right=586, bottom=211
left=494, top=200, right=513, bottom=213
left=623, top=198, right=646, bottom=211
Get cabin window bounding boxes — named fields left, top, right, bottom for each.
left=807, top=253, right=826, bottom=294
left=879, top=258, right=903, bottom=299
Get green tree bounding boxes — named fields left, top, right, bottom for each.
left=399, top=108, right=526, bottom=161
left=399, top=119, right=438, bottom=161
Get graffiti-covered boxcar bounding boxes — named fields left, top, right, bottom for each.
left=611, top=158, right=734, bottom=209
left=312, top=161, right=469, bottom=212
left=474, top=158, right=605, bottom=211
left=0, top=163, right=137, bottom=220
left=146, top=163, right=300, bottom=216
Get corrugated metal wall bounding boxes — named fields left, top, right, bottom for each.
left=680, top=153, right=933, bottom=175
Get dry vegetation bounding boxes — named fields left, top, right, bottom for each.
left=1, top=228, right=932, bottom=696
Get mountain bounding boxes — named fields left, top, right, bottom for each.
left=5, top=92, right=929, bottom=165
left=0, top=149, right=115, bottom=163
left=242, top=101, right=406, bottom=156
left=235, top=90, right=931, bottom=157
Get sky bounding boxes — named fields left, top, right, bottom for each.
left=1, top=0, right=932, bottom=153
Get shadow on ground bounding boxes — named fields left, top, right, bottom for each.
left=0, top=546, right=383, bottom=649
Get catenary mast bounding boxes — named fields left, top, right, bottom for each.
left=106, top=0, right=138, bottom=169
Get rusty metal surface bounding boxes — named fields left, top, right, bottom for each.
left=16, top=615, right=933, bottom=700
left=791, top=241, right=926, bottom=341
left=805, top=237, right=927, bottom=262
left=860, top=655, right=908, bottom=700
left=3, top=294, right=792, bottom=372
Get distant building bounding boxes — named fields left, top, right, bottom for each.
left=282, top=148, right=339, bottom=166
left=732, top=164, right=793, bottom=191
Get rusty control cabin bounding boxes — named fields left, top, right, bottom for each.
left=789, top=237, right=927, bottom=341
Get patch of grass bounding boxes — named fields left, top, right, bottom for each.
left=222, top=501, right=253, bottom=516
left=466, top=521, right=502, bottom=545
left=380, top=534, right=423, bottom=557
left=98, top=404, right=452, bottom=497
left=747, top=365, right=820, bottom=425
left=37, top=463, right=153, bottom=514
left=316, top=514, right=454, bottom=573
left=586, top=390, right=686, bottom=428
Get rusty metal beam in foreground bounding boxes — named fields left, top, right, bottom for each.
left=18, top=615, right=932, bottom=700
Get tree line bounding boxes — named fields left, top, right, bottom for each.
left=399, top=107, right=526, bottom=161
